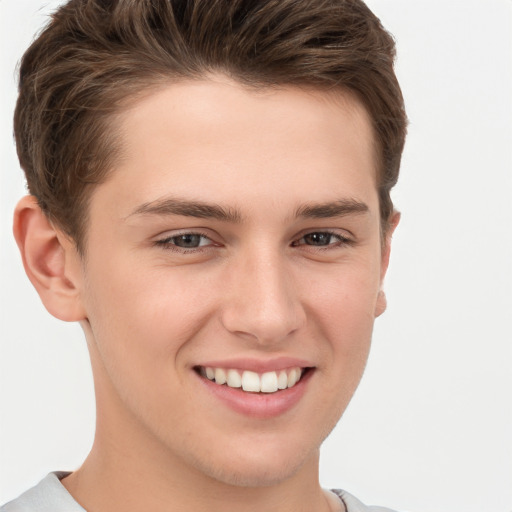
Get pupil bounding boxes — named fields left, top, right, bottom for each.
left=305, top=233, right=331, bottom=246
left=175, top=234, right=201, bottom=248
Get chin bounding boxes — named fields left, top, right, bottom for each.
left=186, top=441, right=317, bottom=489
left=203, top=458, right=306, bottom=488
left=174, top=407, right=341, bottom=489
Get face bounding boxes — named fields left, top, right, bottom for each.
left=74, top=77, right=392, bottom=487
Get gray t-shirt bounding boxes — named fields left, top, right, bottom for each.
left=1, top=472, right=398, bottom=512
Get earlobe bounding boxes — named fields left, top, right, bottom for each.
left=374, top=210, right=400, bottom=318
left=13, top=196, right=86, bottom=322
left=374, top=289, right=387, bottom=317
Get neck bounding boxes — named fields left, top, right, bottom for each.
left=63, top=439, right=330, bottom=512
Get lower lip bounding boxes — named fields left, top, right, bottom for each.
left=196, top=370, right=313, bottom=419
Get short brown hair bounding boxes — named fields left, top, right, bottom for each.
left=14, top=0, right=407, bottom=252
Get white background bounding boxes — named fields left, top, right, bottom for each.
left=1, top=1, right=511, bottom=511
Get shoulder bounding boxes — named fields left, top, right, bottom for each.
left=1, top=473, right=85, bottom=512
left=332, top=489, right=400, bottom=512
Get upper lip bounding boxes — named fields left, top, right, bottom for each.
left=196, top=357, right=314, bottom=373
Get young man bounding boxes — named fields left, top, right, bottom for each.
left=2, top=1, right=407, bottom=511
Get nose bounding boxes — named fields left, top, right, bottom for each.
left=220, top=248, right=306, bottom=345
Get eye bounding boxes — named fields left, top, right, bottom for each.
left=155, top=232, right=214, bottom=251
left=292, top=231, right=352, bottom=248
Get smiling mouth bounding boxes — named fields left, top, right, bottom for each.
left=195, top=366, right=310, bottom=394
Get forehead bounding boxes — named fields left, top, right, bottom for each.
left=96, top=77, right=378, bottom=221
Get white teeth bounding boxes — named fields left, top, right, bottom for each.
left=261, top=371, right=278, bottom=393
left=201, top=366, right=304, bottom=393
left=277, top=370, right=288, bottom=390
left=287, top=368, right=300, bottom=388
left=242, top=371, right=261, bottom=392
left=214, top=368, right=227, bottom=385
left=227, top=369, right=242, bottom=388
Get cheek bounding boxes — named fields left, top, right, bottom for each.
left=85, top=256, right=196, bottom=333
left=80, top=263, right=196, bottom=427
left=312, top=261, right=380, bottom=334
left=309, top=264, right=379, bottom=387
left=81, top=257, right=221, bottom=392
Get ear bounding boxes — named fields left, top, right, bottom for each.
left=13, top=196, right=87, bottom=322
left=374, top=210, right=401, bottom=318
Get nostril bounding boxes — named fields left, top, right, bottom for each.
left=220, top=303, right=306, bottom=345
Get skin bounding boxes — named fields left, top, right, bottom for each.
left=14, top=76, right=398, bottom=512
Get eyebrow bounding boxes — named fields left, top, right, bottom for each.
left=128, top=197, right=244, bottom=223
left=128, top=197, right=369, bottom=223
left=294, top=199, right=369, bottom=219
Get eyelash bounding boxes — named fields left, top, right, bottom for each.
left=154, top=230, right=354, bottom=253
left=292, top=231, right=354, bottom=250
left=154, top=231, right=215, bottom=253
